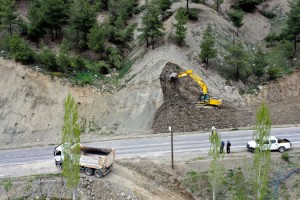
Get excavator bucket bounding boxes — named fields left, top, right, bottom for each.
left=169, top=73, right=178, bottom=81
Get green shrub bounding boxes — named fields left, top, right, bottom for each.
left=267, top=66, right=281, bottom=80
left=8, top=34, right=35, bottom=64
left=259, top=10, right=276, bottom=19
left=38, top=46, right=59, bottom=71
left=73, top=72, right=93, bottom=86
left=188, top=8, right=199, bottom=20
left=281, top=152, right=289, bottom=162
left=70, top=55, right=86, bottom=71
left=192, top=0, right=202, bottom=3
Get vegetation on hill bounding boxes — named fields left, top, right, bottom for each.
left=0, top=0, right=299, bottom=89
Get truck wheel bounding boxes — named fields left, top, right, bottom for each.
left=279, top=147, right=285, bottom=153
left=84, top=168, right=94, bottom=176
left=94, top=169, right=103, bottom=178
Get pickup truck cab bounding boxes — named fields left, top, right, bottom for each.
left=247, top=136, right=292, bottom=153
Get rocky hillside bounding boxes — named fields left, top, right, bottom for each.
left=0, top=0, right=299, bottom=149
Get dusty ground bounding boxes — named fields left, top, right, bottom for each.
left=1, top=149, right=299, bottom=200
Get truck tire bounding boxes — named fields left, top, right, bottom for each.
left=84, top=168, right=94, bottom=176
left=278, top=147, right=285, bottom=153
left=94, top=169, right=103, bottom=178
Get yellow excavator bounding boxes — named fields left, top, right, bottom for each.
left=170, top=69, right=222, bottom=108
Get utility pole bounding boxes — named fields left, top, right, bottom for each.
left=169, top=126, right=174, bottom=169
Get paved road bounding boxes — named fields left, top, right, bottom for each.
left=0, top=127, right=300, bottom=167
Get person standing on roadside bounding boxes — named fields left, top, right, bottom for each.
left=220, top=141, right=225, bottom=153
left=226, top=141, right=231, bottom=154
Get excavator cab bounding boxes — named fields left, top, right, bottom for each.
left=199, top=94, right=210, bottom=103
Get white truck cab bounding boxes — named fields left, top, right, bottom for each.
left=247, top=136, right=292, bottom=153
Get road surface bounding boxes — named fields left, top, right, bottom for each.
left=0, top=127, right=300, bottom=177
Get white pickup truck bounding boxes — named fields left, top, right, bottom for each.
left=247, top=136, right=292, bottom=153
left=54, top=144, right=115, bottom=178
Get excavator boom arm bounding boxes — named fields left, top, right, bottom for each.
left=178, top=70, right=208, bottom=94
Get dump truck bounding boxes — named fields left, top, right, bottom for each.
left=247, top=136, right=292, bottom=153
left=54, top=144, right=115, bottom=178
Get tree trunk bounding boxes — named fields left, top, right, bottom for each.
left=236, top=28, right=239, bottom=37
left=294, top=35, right=297, bottom=54
left=206, top=58, right=209, bottom=69
left=9, top=23, right=12, bottom=36
left=55, top=28, right=58, bottom=39
left=72, top=188, right=77, bottom=200
left=216, top=0, right=219, bottom=12
left=236, top=66, right=239, bottom=81
left=51, top=27, right=54, bottom=42
left=146, top=38, right=149, bottom=47
left=76, top=30, right=79, bottom=43
left=186, top=0, right=189, bottom=13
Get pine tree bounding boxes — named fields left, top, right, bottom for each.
left=252, top=103, right=271, bottom=200
left=0, top=0, right=19, bottom=36
left=69, top=0, right=97, bottom=48
left=228, top=9, right=244, bottom=37
left=138, top=3, right=164, bottom=48
left=224, top=41, right=249, bottom=81
left=40, top=0, right=70, bottom=41
left=62, top=94, right=81, bottom=200
left=214, top=0, right=224, bottom=12
left=208, top=131, right=224, bottom=200
left=199, top=24, right=217, bottom=68
left=87, top=23, right=106, bottom=53
left=286, top=0, right=300, bottom=53
left=27, top=0, right=47, bottom=48
left=252, top=47, right=266, bottom=83
left=172, top=9, right=188, bottom=46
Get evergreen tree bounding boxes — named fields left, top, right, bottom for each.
left=199, top=24, right=217, bottom=68
left=69, top=0, right=97, bottom=48
left=186, top=0, right=189, bottom=13
left=214, top=0, right=224, bottom=12
left=40, top=0, right=70, bottom=41
left=87, top=23, right=106, bottom=53
left=286, top=0, right=300, bottom=53
left=157, top=0, right=172, bottom=17
left=252, top=103, right=271, bottom=200
left=27, top=0, right=47, bottom=48
left=62, top=94, right=81, bottom=200
left=224, top=41, right=249, bottom=81
left=252, top=47, right=266, bottom=83
left=208, top=131, right=224, bottom=200
left=172, top=9, right=188, bottom=46
left=228, top=9, right=244, bottom=37
left=138, top=3, right=164, bottom=48
left=0, top=0, right=19, bottom=36
left=57, top=38, right=71, bottom=72
left=107, top=47, right=123, bottom=69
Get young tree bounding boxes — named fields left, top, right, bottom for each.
left=208, top=131, right=224, bottom=200
left=62, top=94, right=81, bottom=200
left=69, top=0, right=97, bottom=48
left=138, top=3, right=164, bottom=48
left=224, top=41, right=249, bottom=81
left=40, top=0, right=70, bottom=41
left=286, top=0, right=300, bottom=53
left=0, top=0, right=19, bottom=36
left=199, top=24, right=217, bottom=68
left=157, top=0, right=172, bottom=17
left=2, top=178, right=12, bottom=199
left=228, top=9, right=244, bottom=37
left=27, top=0, right=47, bottom=48
left=252, top=47, right=267, bottom=83
left=87, top=23, right=106, bottom=53
left=214, top=0, right=224, bottom=12
left=252, top=103, right=271, bottom=200
left=172, top=9, right=188, bottom=46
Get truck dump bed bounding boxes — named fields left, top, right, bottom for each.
left=80, top=146, right=115, bottom=169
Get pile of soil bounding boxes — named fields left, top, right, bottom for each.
left=152, top=63, right=254, bottom=133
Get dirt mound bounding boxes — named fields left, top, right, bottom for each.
left=152, top=63, right=254, bottom=133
